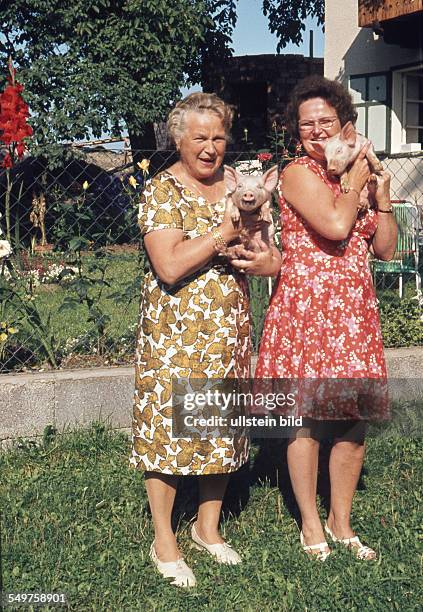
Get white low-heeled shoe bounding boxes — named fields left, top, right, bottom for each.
left=191, top=523, right=242, bottom=565
left=149, top=543, right=196, bottom=588
left=324, top=523, right=377, bottom=560
left=300, top=531, right=331, bottom=561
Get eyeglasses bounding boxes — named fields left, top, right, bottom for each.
left=298, top=117, right=339, bottom=132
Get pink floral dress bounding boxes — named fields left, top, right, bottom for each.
left=255, top=157, right=388, bottom=420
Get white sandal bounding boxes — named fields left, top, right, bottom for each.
left=300, top=531, right=331, bottom=561
left=324, top=523, right=377, bottom=560
left=149, top=543, right=196, bottom=587
left=191, top=523, right=242, bottom=565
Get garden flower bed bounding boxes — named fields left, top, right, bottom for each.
left=1, top=249, right=422, bottom=373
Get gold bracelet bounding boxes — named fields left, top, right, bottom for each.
left=377, top=206, right=393, bottom=213
left=211, top=227, right=228, bottom=254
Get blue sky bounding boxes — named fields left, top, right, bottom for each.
left=232, top=0, right=324, bottom=57
left=183, top=0, right=324, bottom=95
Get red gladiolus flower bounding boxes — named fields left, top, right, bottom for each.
left=15, top=142, right=25, bottom=158
left=257, top=152, right=273, bottom=162
left=2, top=152, right=12, bottom=168
left=0, top=63, right=33, bottom=167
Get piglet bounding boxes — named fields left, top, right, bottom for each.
left=223, top=164, right=279, bottom=251
left=320, top=121, right=383, bottom=208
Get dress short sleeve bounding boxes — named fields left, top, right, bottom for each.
left=138, top=174, right=184, bottom=236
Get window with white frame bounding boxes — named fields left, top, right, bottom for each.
left=391, top=65, right=423, bottom=152
left=349, top=73, right=390, bottom=153
left=403, top=68, right=423, bottom=146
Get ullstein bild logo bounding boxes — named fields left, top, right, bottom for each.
left=182, top=413, right=303, bottom=429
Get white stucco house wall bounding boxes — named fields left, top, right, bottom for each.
left=325, top=0, right=423, bottom=204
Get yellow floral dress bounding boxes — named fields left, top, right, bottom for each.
left=130, top=171, right=251, bottom=475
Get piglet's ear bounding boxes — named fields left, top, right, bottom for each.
left=340, top=121, right=356, bottom=147
left=223, top=165, right=240, bottom=192
left=262, top=164, right=279, bottom=193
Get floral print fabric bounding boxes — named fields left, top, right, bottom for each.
left=255, top=156, right=388, bottom=419
left=130, top=172, right=250, bottom=475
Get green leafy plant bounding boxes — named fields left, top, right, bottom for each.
left=60, top=255, right=111, bottom=357
left=248, top=276, right=272, bottom=352
left=50, top=181, right=114, bottom=251
left=0, top=317, right=18, bottom=361
left=379, top=294, right=423, bottom=347
left=257, top=122, right=303, bottom=170
left=58, top=262, right=111, bottom=358
left=55, top=180, right=142, bottom=356
left=0, top=259, right=59, bottom=368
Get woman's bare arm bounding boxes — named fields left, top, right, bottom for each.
left=369, top=172, right=398, bottom=261
left=144, top=228, right=218, bottom=285
left=282, top=145, right=371, bottom=241
left=144, top=206, right=262, bottom=285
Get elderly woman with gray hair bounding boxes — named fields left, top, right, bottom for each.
left=130, top=92, right=281, bottom=587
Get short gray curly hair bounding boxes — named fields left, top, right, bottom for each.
left=167, top=92, right=233, bottom=145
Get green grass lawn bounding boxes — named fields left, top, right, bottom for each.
left=34, top=253, right=141, bottom=343
left=2, top=252, right=142, bottom=371
left=1, top=425, right=422, bottom=611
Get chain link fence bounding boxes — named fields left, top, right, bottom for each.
left=0, top=147, right=422, bottom=373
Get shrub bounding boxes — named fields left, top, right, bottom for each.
left=379, top=295, right=422, bottom=348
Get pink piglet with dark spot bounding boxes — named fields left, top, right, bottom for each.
left=223, top=164, right=279, bottom=251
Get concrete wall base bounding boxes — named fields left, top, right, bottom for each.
left=1, top=347, right=422, bottom=442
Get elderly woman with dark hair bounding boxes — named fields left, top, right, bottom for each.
left=130, top=92, right=281, bottom=587
left=254, top=75, right=397, bottom=560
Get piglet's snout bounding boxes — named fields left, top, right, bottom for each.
left=241, top=191, right=256, bottom=202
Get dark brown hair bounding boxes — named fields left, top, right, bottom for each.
left=285, top=75, right=358, bottom=140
